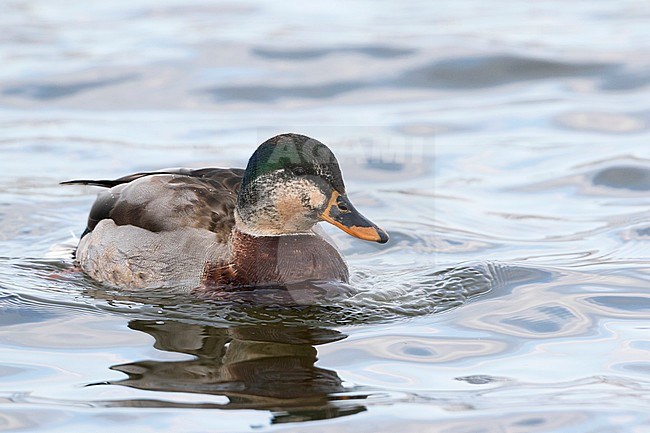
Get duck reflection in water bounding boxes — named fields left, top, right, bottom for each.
left=102, top=319, right=366, bottom=423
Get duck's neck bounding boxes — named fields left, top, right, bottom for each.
left=208, top=228, right=349, bottom=287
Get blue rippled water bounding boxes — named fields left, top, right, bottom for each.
left=1, top=1, right=649, bottom=432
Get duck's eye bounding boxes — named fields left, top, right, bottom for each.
left=292, top=167, right=306, bottom=176
left=338, top=202, right=350, bottom=213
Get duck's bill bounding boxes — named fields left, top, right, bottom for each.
left=320, top=191, right=389, bottom=244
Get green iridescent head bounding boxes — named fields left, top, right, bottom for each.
left=240, top=133, right=344, bottom=194
left=236, top=133, right=388, bottom=243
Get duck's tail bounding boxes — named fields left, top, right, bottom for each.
left=60, top=179, right=123, bottom=188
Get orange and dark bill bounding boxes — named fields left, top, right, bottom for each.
left=320, top=191, right=389, bottom=243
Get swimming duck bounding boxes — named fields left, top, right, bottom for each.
left=63, top=133, right=388, bottom=290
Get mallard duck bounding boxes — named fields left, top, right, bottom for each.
left=63, top=133, right=388, bottom=290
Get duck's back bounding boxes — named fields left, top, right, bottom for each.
left=67, top=167, right=244, bottom=242
left=66, top=168, right=245, bottom=289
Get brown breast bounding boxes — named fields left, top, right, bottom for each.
left=205, top=229, right=349, bottom=287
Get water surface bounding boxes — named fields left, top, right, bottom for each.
left=1, top=1, right=650, bottom=432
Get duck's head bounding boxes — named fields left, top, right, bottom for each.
left=236, top=133, right=388, bottom=243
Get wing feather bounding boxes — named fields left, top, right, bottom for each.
left=63, top=168, right=244, bottom=242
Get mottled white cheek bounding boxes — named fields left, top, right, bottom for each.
left=277, top=177, right=326, bottom=209
left=306, top=183, right=326, bottom=208
left=237, top=174, right=327, bottom=235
